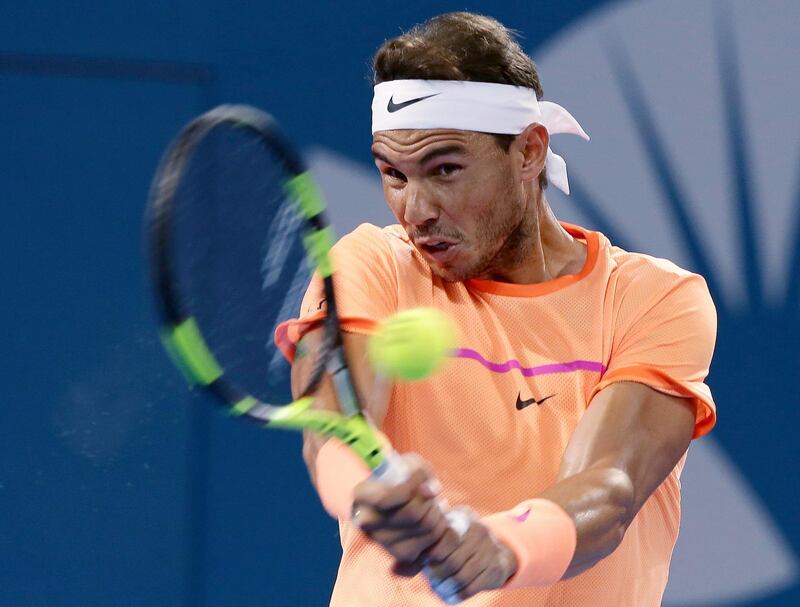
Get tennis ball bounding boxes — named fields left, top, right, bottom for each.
left=368, top=307, right=457, bottom=381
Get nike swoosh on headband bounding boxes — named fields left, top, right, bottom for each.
left=387, top=93, right=440, bottom=113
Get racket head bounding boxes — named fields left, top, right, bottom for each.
left=145, top=104, right=384, bottom=468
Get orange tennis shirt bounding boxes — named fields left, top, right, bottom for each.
left=276, top=222, right=717, bottom=607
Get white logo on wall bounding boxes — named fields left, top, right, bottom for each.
left=306, top=1, right=799, bottom=604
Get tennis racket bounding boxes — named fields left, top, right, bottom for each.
left=145, top=104, right=466, bottom=602
left=146, top=104, right=393, bottom=466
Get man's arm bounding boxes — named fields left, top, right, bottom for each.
left=294, top=326, right=446, bottom=533
left=538, top=380, right=695, bottom=578
left=353, top=381, right=696, bottom=599
left=291, top=327, right=392, bottom=488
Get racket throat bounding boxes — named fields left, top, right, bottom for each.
left=327, top=353, right=360, bottom=416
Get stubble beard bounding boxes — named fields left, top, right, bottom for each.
left=435, top=187, right=535, bottom=283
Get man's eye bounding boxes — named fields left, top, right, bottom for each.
left=435, top=164, right=462, bottom=177
left=384, top=168, right=406, bottom=182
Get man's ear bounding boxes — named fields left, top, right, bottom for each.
left=516, top=123, right=549, bottom=182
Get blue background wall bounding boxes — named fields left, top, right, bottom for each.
left=1, top=1, right=797, bottom=605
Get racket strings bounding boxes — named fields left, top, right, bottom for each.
left=165, top=122, right=313, bottom=407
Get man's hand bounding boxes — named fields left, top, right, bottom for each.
left=352, top=454, right=517, bottom=602
left=422, top=515, right=517, bottom=602
left=352, top=454, right=453, bottom=566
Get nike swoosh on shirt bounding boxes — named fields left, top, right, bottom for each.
left=387, top=93, right=440, bottom=113
left=516, top=392, right=556, bottom=410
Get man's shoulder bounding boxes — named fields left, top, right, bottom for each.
left=336, top=223, right=425, bottom=270
left=332, top=223, right=430, bottom=290
left=338, top=222, right=409, bottom=248
left=333, top=223, right=407, bottom=259
left=605, top=239, right=701, bottom=286
left=599, top=238, right=713, bottom=313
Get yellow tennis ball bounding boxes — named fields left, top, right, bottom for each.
left=368, top=308, right=457, bottom=381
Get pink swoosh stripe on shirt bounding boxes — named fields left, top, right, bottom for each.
left=452, top=348, right=606, bottom=377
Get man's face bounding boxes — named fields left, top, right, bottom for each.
left=371, top=129, right=533, bottom=282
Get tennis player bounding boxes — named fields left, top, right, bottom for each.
left=280, top=12, right=716, bottom=606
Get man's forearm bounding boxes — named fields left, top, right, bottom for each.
left=537, top=466, right=635, bottom=578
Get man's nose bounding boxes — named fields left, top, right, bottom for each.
left=402, top=182, right=439, bottom=227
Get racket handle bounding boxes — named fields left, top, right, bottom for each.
left=371, top=451, right=471, bottom=604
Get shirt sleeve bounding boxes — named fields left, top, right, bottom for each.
left=274, top=223, right=399, bottom=362
left=590, top=260, right=718, bottom=438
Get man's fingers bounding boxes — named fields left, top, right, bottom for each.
left=425, top=514, right=482, bottom=579
left=421, top=525, right=462, bottom=569
left=392, top=560, right=425, bottom=577
left=429, top=551, right=490, bottom=606
left=425, top=507, right=474, bottom=565
left=383, top=532, right=439, bottom=563
left=389, top=521, right=462, bottom=578
left=426, top=519, right=515, bottom=601
left=374, top=503, right=451, bottom=562
left=353, top=463, right=434, bottom=511
left=450, top=558, right=511, bottom=600
left=355, top=493, right=439, bottom=532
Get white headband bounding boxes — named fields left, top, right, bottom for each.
left=371, top=79, right=589, bottom=195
